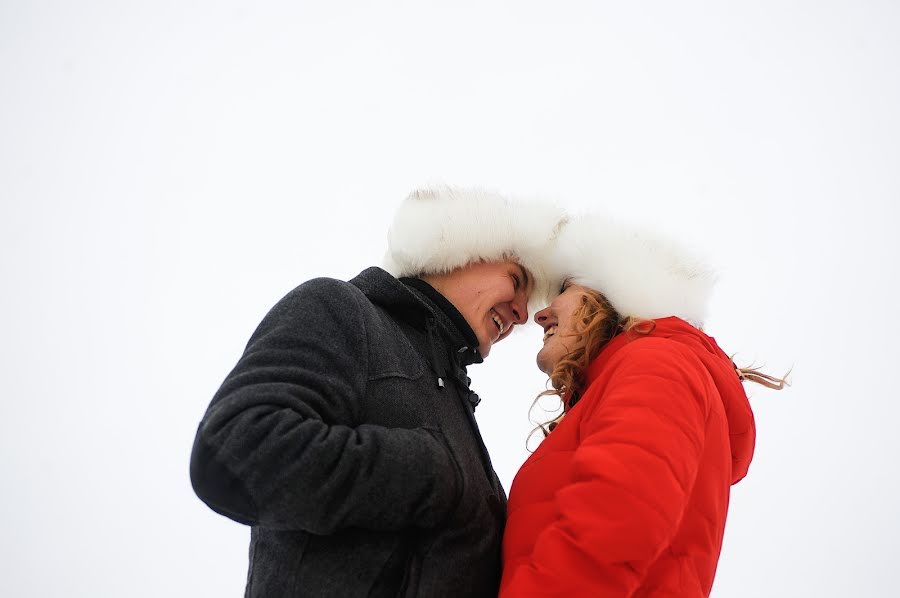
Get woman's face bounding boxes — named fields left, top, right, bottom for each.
left=533, top=283, right=588, bottom=375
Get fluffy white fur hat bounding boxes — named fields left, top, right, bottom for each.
left=547, top=212, right=717, bottom=327
left=383, top=186, right=565, bottom=306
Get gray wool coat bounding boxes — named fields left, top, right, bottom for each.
left=190, top=267, right=506, bottom=597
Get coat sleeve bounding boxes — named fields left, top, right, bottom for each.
left=189, top=278, right=462, bottom=534
left=500, top=339, right=712, bottom=597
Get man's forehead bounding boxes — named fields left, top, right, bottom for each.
left=446, top=259, right=534, bottom=290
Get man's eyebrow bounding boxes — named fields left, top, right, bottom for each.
left=519, top=264, right=530, bottom=289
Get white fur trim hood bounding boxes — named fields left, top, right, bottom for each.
left=547, top=213, right=717, bottom=327
left=383, top=186, right=565, bottom=307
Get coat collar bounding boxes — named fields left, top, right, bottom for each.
left=399, top=277, right=481, bottom=366
left=348, top=267, right=482, bottom=367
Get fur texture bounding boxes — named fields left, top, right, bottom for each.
left=548, top=213, right=717, bottom=326
left=383, top=186, right=565, bottom=309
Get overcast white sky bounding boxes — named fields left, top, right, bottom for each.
left=2, top=1, right=899, bottom=596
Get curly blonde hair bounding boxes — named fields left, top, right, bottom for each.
left=528, top=287, right=789, bottom=444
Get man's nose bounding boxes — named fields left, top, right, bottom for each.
left=511, top=295, right=528, bottom=325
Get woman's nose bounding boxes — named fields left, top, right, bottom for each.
left=534, top=307, right=549, bottom=324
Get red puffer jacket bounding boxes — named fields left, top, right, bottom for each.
left=501, top=317, right=755, bottom=597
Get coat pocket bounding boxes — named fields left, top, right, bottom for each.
left=363, top=373, right=438, bottom=429
left=288, top=529, right=406, bottom=597
left=245, top=527, right=310, bottom=597
left=369, top=533, right=418, bottom=598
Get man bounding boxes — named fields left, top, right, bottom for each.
left=190, top=186, right=562, bottom=597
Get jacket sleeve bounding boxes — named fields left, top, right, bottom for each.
left=501, top=339, right=711, bottom=596
left=189, top=278, right=461, bottom=534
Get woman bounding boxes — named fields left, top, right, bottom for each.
left=500, top=214, right=785, bottom=597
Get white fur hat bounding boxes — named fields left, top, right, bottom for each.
left=383, top=186, right=565, bottom=307
left=548, top=212, right=717, bottom=327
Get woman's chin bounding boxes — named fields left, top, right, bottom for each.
left=535, top=350, right=554, bottom=375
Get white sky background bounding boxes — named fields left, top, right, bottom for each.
left=2, top=1, right=898, bottom=596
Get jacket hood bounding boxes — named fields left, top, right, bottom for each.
left=652, top=318, right=756, bottom=483
left=592, top=317, right=756, bottom=484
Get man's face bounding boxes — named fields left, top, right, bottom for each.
left=425, top=260, right=532, bottom=358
